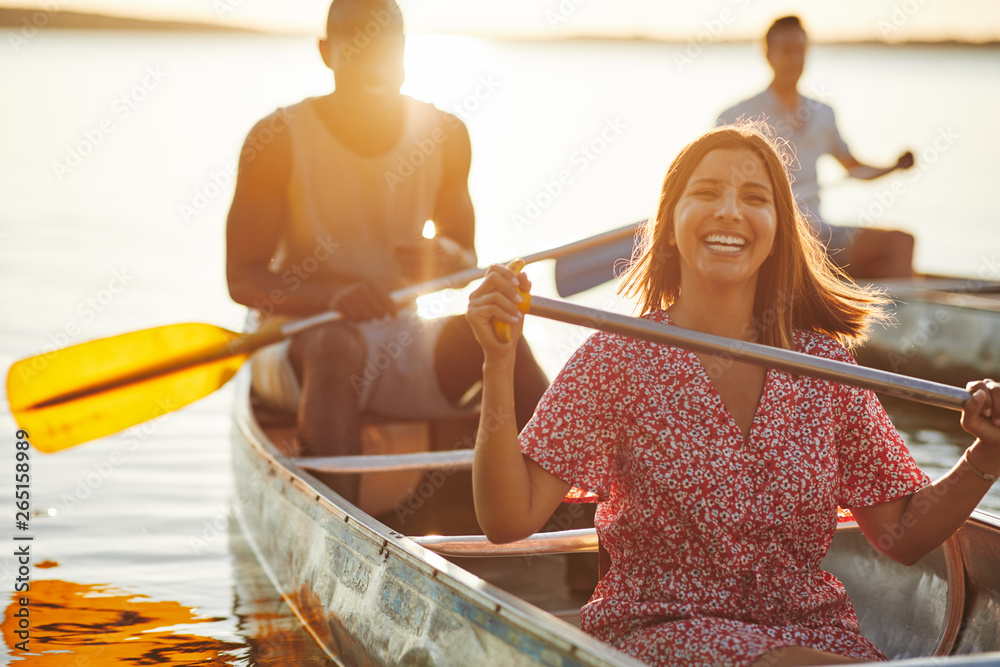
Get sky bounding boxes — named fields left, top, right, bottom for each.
left=5, top=0, right=1000, bottom=42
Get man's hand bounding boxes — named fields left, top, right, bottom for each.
left=329, top=281, right=397, bottom=321
left=393, top=236, right=474, bottom=283
left=894, top=151, right=915, bottom=171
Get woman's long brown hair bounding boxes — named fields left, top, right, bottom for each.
left=618, top=123, right=889, bottom=350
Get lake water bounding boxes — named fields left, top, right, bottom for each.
left=1, top=29, right=999, bottom=664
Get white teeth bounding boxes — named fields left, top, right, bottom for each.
left=704, top=234, right=746, bottom=252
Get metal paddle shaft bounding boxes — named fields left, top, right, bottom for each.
left=281, top=222, right=642, bottom=337
left=528, top=296, right=972, bottom=412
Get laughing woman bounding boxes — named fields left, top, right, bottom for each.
left=466, top=123, right=1000, bottom=666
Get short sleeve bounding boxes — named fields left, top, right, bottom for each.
left=830, top=351, right=931, bottom=508
left=519, top=333, right=629, bottom=502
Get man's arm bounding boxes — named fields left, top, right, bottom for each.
left=227, top=112, right=317, bottom=315
left=433, top=112, right=476, bottom=264
left=393, top=111, right=477, bottom=283
left=835, top=150, right=914, bottom=181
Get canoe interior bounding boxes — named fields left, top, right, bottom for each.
left=236, top=372, right=1000, bottom=664
left=254, top=405, right=597, bottom=626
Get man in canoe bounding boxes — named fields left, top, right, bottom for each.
left=718, top=15, right=916, bottom=280
left=225, top=0, right=548, bottom=506
left=467, top=122, right=1000, bottom=665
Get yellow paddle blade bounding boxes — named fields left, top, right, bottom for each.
left=7, top=323, right=250, bottom=453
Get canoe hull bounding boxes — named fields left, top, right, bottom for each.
left=233, top=367, right=1000, bottom=664
left=230, top=371, right=643, bottom=666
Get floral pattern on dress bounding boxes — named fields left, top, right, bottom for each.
left=519, top=310, right=930, bottom=666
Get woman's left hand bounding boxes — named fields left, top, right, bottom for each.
left=962, top=379, right=1000, bottom=452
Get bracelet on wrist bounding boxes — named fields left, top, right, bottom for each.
left=962, top=449, right=998, bottom=483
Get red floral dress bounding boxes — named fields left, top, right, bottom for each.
left=519, top=310, right=930, bottom=666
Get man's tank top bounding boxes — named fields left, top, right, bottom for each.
left=273, top=95, right=446, bottom=293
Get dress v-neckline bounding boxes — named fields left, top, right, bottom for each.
left=693, top=356, right=772, bottom=447
left=658, top=312, right=772, bottom=446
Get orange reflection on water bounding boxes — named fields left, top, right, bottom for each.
left=1, top=579, right=242, bottom=665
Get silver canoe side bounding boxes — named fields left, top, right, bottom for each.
left=230, top=370, right=645, bottom=667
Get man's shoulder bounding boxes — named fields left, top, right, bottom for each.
left=249, top=97, right=315, bottom=136
left=718, top=89, right=773, bottom=124
left=402, top=95, right=467, bottom=133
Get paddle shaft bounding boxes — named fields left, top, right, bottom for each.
left=281, top=223, right=640, bottom=337
left=527, top=296, right=972, bottom=412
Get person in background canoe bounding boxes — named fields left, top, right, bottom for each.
left=225, top=0, right=548, bottom=507
left=717, top=15, right=916, bottom=280
left=466, top=122, right=1000, bottom=666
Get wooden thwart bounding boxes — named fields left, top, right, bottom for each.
left=294, top=449, right=474, bottom=473
left=412, top=528, right=599, bottom=558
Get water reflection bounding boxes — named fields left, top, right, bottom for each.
left=1, top=578, right=242, bottom=665
left=227, top=518, right=340, bottom=666
left=0, top=521, right=339, bottom=665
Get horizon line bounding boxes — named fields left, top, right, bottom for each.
left=1, top=6, right=999, bottom=47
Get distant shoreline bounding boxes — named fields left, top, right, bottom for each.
left=515, top=33, right=1000, bottom=48
left=0, top=6, right=997, bottom=47
left=0, top=7, right=258, bottom=33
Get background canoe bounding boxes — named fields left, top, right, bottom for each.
left=856, top=277, right=1000, bottom=387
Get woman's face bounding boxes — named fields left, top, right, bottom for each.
left=671, top=148, right=777, bottom=291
